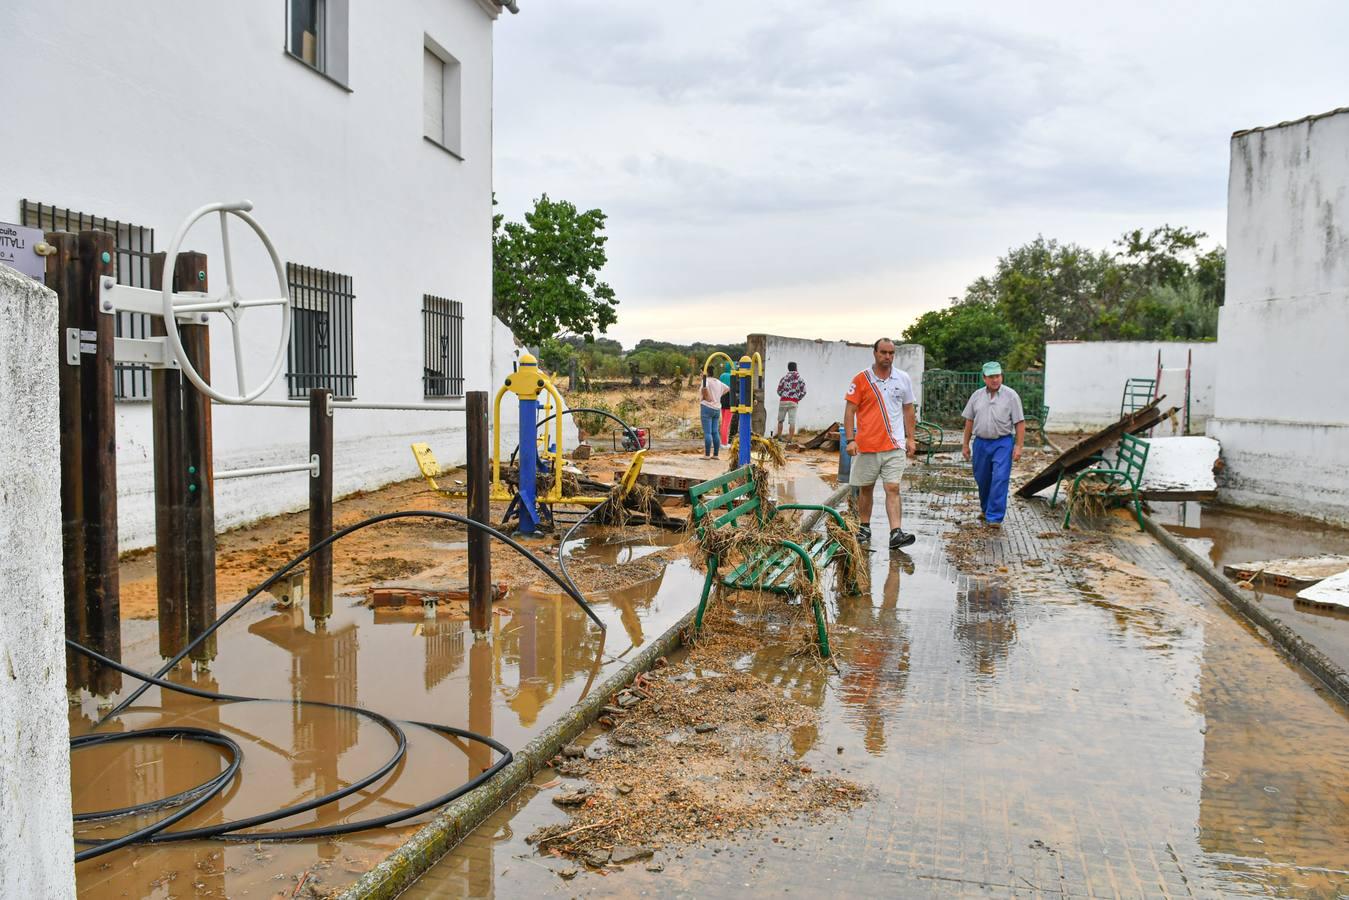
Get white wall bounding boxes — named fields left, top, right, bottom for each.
left=0, top=0, right=505, bottom=548
left=1043, top=341, right=1219, bottom=432
left=751, top=334, right=924, bottom=432
left=0, top=266, right=76, bottom=899
left=1208, top=109, right=1349, bottom=524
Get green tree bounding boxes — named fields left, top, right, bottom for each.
left=493, top=194, right=619, bottom=347
left=902, top=304, right=1015, bottom=370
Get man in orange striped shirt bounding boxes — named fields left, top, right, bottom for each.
left=843, top=339, right=918, bottom=549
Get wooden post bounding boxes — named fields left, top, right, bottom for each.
left=78, top=231, right=122, bottom=698
left=149, top=253, right=188, bottom=659
left=49, top=232, right=90, bottom=695
left=309, top=388, right=334, bottom=624
left=177, top=252, right=217, bottom=665
left=466, top=390, right=492, bottom=633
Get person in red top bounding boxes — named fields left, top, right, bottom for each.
left=843, top=338, right=917, bottom=549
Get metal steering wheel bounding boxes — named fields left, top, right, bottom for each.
left=160, top=201, right=291, bottom=404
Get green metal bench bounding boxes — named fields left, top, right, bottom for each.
left=1024, top=404, right=1050, bottom=447
left=1051, top=432, right=1150, bottom=531
left=913, top=420, right=945, bottom=464
left=1120, top=378, right=1157, bottom=418
left=689, top=464, right=855, bottom=657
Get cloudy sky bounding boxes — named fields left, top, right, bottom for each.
left=492, top=1, right=1347, bottom=348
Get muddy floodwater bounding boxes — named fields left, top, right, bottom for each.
left=70, top=522, right=704, bottom=899
left=410, top=468, right=1349, bottom=898
left=1156, top=501, right=1349, bottom=671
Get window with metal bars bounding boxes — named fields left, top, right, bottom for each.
left=286, top=262, right=356, bottom=399
left=422, top=295, right=464, bottom=398
left=20, top=200, right=156, bottom=401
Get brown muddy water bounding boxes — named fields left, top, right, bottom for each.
left=1155, top=501, right=1349, bottom=671
left=69, top=522, right=703, bottom=898
left=409, top=473, right=1349, bottom=898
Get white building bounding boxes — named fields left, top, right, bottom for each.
left=1, top=0, right=525, bottom=549
left=1208, top=107, right=1349, bottom=525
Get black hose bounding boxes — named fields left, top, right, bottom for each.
left=103, top=510, right=605, bottom=728
left=69, top=509, right=605, bottom=861
left=508, top=407, right=641, bottom=465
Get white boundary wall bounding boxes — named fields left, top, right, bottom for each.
left=0, top=266, right=76, bottom=899
left=1043, top=341, right=1219, bottom=432
left=1207, top=109, right=1349, bottom=524
left=750, top=334, right=924, bottom=432
left=0, top=1, right=516, bottom=549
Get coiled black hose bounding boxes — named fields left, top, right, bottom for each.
left=70, top=510, right=603, bottom=861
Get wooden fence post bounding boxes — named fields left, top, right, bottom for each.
left=149, top=253, right=188, bottom=659
left=49, top=232, right=90, bottom=695
left=466, top=391, right=492, bottom=633
left=309, top=388, right=334, bottom=625
left=78, top=231, right=122, bottom=698
left=176, top=252, right=216, bottom=666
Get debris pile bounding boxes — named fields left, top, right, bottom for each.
left=526, top=605, right=868, bottom=867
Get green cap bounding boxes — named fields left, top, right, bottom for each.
left=981, top=361, right=1003, bottom=377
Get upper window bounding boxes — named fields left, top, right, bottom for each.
left=422, top=295, right=464, bottom=398
left=286, top=262, right=356, bottom=399
left=20, top=200, right=155, bottom=402
left=287, top=0, right=350, bottom=88
left=423, top=38, right=462, bottom=157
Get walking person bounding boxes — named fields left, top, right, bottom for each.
left=961, top=361, right=1025, bottom=526
left=775, top=362, right=807, bottom=441
left=843, top=339, right=918, bottom=549
left=699, top=363, right=730, bottom=459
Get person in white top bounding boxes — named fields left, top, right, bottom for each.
left=698, top=363, right=730, bottom=459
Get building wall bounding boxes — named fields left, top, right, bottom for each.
left=0, top=0, right=511, bottom=549
left=0, top=266, right=76, bottom=899
left=1043, top=341, right=1219, bottom=433
left=748, top=334, right=925, bottom=432
left=1208, top=109, right=1349, bottom=524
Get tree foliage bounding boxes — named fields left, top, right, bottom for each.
left=493, top=194, right=619, bottom=348
left=940, top=225, right=1224, bottom=369
left=901, top=304, right=1016, bottom=371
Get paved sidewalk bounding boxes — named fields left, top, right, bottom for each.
left=410, top=464, right=1349, bottom=898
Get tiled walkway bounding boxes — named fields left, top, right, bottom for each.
left=409, top=465, right=1349, bottom=898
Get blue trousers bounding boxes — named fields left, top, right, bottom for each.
left=700, top=405, right=722, bottom=456
left=972, top=435, right=1014, bottom=523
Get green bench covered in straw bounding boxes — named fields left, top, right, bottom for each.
left=689, top=464, right=864, bottom=658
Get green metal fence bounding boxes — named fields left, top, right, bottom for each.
left=921, top=369, right=1045, bottom=426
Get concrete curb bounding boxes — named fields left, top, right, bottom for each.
left=336, top=606, right=698, bottom=900
left=1144, top=515, right=1349, bottom=710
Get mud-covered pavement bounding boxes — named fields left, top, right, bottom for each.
left=409, top=457, right=1349, bottom=898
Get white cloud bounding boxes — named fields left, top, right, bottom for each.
left=494, top=0, right=1349, bottom=346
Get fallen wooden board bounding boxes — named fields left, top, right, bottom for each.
left=1016, top=398, right=1172, bottom=498
left=1137, top=436, right=1220, bottom=500
left=800, top=423, right=840, bottom=451
left=1223, top=555, right=1349, bottom=589
left=1296, top=569, right=1349, bottom=608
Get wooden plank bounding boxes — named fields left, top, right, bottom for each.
left=800, top=422, right=840, bottom=451
left=1015, top=399, right=1172, bottom=498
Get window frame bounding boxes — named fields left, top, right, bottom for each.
left=422, top=295, right=465, bottom=399
left=20, top=200, right=156, bottom=403
left=285, top=0, right=352, bottom=92
left=422, top=35, right=464, bottom=159
left=285, top=262, right=357, bottom=400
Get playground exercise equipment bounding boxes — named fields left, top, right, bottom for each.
left=703, top=351, right=764, bottom=467
left=491, top=354, right=648, bottom=535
